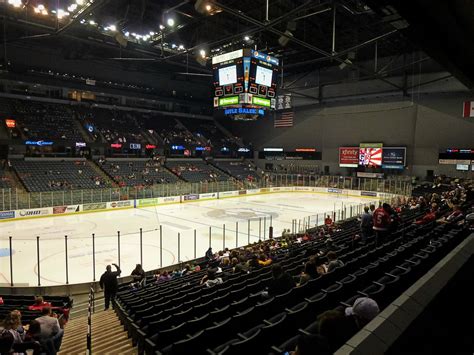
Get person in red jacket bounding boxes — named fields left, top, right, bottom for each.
left=372, top=203, right=391, bottom=245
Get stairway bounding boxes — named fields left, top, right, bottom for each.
left=58, top=309, right=137, bottom=355
left=88, top=160, right=117, bottom=187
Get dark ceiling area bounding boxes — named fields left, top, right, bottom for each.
left=0, top=0, right=472, bottom=91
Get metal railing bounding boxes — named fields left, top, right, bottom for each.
left=86, top=284, right=94, bottom=355
left=0, top=175, right=412, bottom=211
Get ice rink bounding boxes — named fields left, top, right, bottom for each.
left=0, top=192, right=375, bottom=286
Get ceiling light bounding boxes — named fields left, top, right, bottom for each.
left=76, top=0, right=84, bottom=5
left=8, top=0, right=22, bottom=8
left=57, top=10, right=69, bottom=19
left=89, top=20, right=96, bottom=25
left=205, top=4, right=212, bottom=11
left=149, top=31, right=155, bottom=36
left=167, top=18, right=175, bottom=27
left=34, top=7, right=40, bottom=13
left=41, top=9, right=48, bottom=15
left=178, top=44, right=184, bottom=50
left=244, top=36, right=250, bottom=41
left=67, top=4, right=77, bottom=12
left=159, top=24, right=165, bottom=30
left=199, top=49, right=206, bottom=58
left=107, top=25, right=117, bottom=32
left=124, top=32, right=130, bottom=36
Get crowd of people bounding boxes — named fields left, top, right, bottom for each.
left=0, top=297, right=66, bottom=355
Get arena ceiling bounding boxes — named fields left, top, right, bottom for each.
left=0, top=0, right=473, bottom=90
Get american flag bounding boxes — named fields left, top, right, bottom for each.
left=274, top=111, right=294, bottom=128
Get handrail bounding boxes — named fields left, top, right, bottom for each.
left=86, top=284, right=94, bottom=355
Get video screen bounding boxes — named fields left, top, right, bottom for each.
left=359, top=147, right=383, bottom=167
left=382, top=147, right=406, bottom=169
left=255, top=65, right=273, bottom=87
left=219, top=66, right=237, bottom=86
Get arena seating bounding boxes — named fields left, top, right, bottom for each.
left=113, top=199, right=471, bottom=354
left=10, top=99, right=84, bottom=142
left=87, top=108, right=148, bottom=144
left=0, top=167, right=11, bottom=189
left=166, top=160, right=230, bottom=183
left=144, top=116, right=201, bottom=148
left=97, top=159, right=180, bottom=187
left=213, top=160, right=259, bottom=181
left=12, top=160, right=107, bottom=192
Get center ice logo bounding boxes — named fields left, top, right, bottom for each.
left=207, top=208, right=278, bottom=221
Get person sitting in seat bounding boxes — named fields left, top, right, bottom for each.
left=345, top=297, right=380, bottom=329
left=326, top=251, right=344, bottom=272
left=265, top=263, right=295, bottom=297
left=35, top=307, right=64, bottom=354
left=28, top=296, right=52, bottom=311
left=200, top=269, right=223, bottom=288
left=131, top=264, right=146, bottom=288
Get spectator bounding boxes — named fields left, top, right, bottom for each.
left=200, top=269, right=223, bottom=288
left=317, top=310, right=354, bottom=353
left=28, top=296, right=52, bottom=311
left=266, top=263, right=295, bottom=297
left=373, top=203, right=391, bottom=245
left=326, top=251, right=344, bottom=272
left=99, top=263, right=121, bottom=311
left=360, top=206, right=372, bottom=243
left=369, top=204, right=376, bottom=215
left=1, top=310, right=41, bottom=354
left=35, top=307, right=64, bottom=353
left=205, top=247, right=214, bottom=261
left=298, top=261, right=318, bottom=286
left=324, top=215, right=333, bottom=226
left=131, top=264, right=146, bottom=288
left=345, top=297, right=380, bottom=329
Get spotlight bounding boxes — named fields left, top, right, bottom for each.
left=107, top=24, right=117, bottom=32
left=89, top=20, right=96, bottom=25
left=199, top=49, right=206, bottom=58
left=206, top=4, right=212, bottom=11
left=167, top=18, right=175, bottom=27
left=159, top=24, right=165, bottom=30
left=244, top=35, right=250, bottom=41
left=67, top=4, right=77, bottom=12
left=178, top=44, right=184, bottom=50
left=76, top=0, right=84, bottom=4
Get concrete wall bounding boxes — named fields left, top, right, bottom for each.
left=231, top=92, right=474, bottom=178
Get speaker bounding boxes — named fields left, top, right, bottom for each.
left=278, top=30, right=293, bottom=47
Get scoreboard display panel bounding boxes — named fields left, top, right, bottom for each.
left=212, top=48, right=279, bottom=114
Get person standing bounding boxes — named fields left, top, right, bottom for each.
left=372, top=203, right=391, bottom=246
left=99, top=263, right=121, bottom=311
left=360, top=206, right=373, bottom=243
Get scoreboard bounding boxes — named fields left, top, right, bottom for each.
left=212, top=49, right=279, bottom=113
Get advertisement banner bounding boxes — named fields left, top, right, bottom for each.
left=138, top=198, right=159, bottom=207
left=17, top=208, right=51, bottom=218
left=199, top=193, right=217, bottom=199
left=107, top=201, right=132, bottom=209
left=260, top=188, right=270, bottom=193
left=327, top=188, right=342, bottom=194
left=238, top=190, right=247, bottom=195
left=183, top=194, right=200, bottom=201
left=339, top=147, right=359, bottom=167
left=83, top=203, right=107, bottom=211
left=220, top=191, right=239, bottom=197
left=294, top=187, right=312, bottom=191
left=53, top=205, right=80, bottom=214
left=0, top=211, right=15, bottom=220
left=361, top=191, right=377, bottom=197
left=158, top=196, right=181, bottom=204
left=246, top=189, right=260, bottom=195
left=357, top=172, right=384, bottom=179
